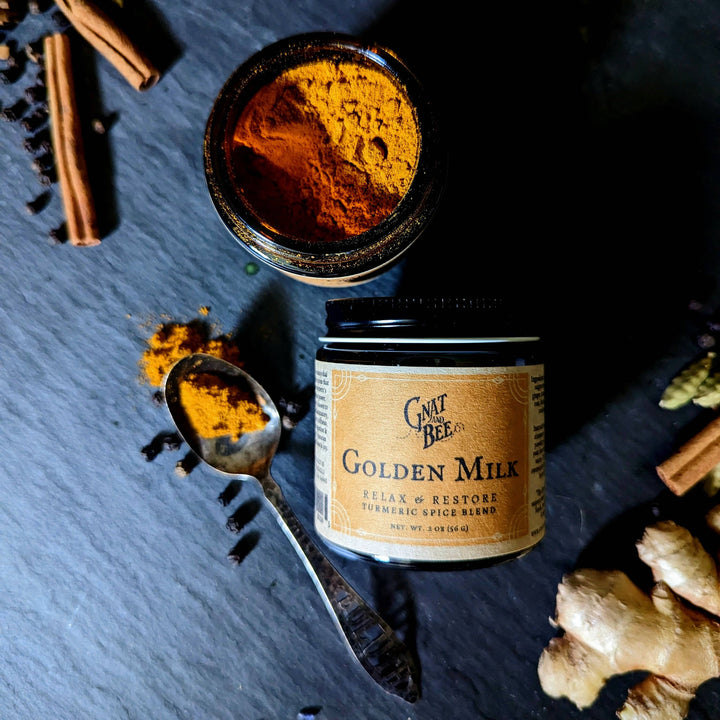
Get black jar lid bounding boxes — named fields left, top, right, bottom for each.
left=323, top=297, right=540, bottom=339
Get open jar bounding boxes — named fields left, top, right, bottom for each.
left=204, top=33, right=445, bottom=286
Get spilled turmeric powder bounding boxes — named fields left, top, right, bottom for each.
left=231, top=58, right=420, bottom=242
left=179, top=372, right=268, bottom=441
left=140, top=320, right=243, bottom=387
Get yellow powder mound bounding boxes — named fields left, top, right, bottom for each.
left=140, top=320, right=243, bottom=387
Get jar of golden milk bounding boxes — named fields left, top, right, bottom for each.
left=314, top=297, right=546, bottom=568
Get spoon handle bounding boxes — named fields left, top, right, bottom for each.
left=259, top=472, right=419, bottom=703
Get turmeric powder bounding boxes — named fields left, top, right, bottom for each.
left=179, top=372, right=268, bottom=441
left=140, top=320, right=243, bottom=387
left=231, top=58, right=420, bottom=242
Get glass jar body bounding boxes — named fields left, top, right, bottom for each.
left=314, top=336, right=546, bottom=569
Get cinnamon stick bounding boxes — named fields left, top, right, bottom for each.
left=54, top=0, right=159, bottom=91
left=44, top=32, right=100, bottom=247
left=656, top=414, right=720, bottom=495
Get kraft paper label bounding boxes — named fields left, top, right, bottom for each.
left=314, top=361, right=546, bottom=562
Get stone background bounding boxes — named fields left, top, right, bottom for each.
left=1, top=1, right=720, bottom=718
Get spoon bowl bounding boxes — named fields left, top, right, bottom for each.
left=163, top=353, right=420, bottom=703
left=164, top=353, right=279, bottom=478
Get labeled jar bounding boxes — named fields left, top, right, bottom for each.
left=204, top=33, right=445, bottom=286
left=314, top=297, right=545, bottom=568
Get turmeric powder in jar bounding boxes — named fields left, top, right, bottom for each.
left=231, top=59, right=420, bottom=242
left=204, top=33, right=446, bottom=285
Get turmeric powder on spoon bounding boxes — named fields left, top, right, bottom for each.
left=178, top=372, right=268, bottom=442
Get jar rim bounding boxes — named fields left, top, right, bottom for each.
left=319, top=336, right=541, bottom=343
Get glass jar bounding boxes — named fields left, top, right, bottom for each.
left=314, top=297, right=545, bottom=568
left=204, top=33, right=445, bottom=286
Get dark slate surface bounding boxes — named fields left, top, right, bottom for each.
left=2, top=1, right=720, bottom=718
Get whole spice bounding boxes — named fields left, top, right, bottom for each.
left=25, top=190, right=50, bottom=214
left=277, top=388, right=312, bottom=430
left=24, top=39, right=44, bottom=65
left=175, top=451, right=200, bottom=477
left=140, top=431, right=182, bottom=462
left=178, top=372, right=268, bottom=442
left=0, top=98, right=27, bottom=121
left=692, top=367, right=720, bottom=408
left=31, top=150, right=53, bottom=171
left=0, top=61, right=21, bottom=83
left=539, top=509, right=720, bottom=720
left=53, top=0, right=159, bottom=91
left=656, top=415, right=720, bottom=495
left=20, top=106, right=47, bottom=132
left=24, top=81, right=45, bottom=103
left=23, top=127, right=51, bottom=154
left=47, top=223, right=67, bottom=244
left=225, top=498, right=261, bottom=533
left=35, top=166, right=56, bottom=185
left=227, top=532, right=259, bottom=566
left=139, top=320, right=243, bottom=387
left=217, top=479, right=241, bottom=506
left=44, top=32, right=100, bottom=246
left=231, top=58, right=420, bottom=242
left=659, top=352, right=716, bottom=409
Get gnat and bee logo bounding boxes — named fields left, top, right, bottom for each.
left=403, top=392, right=464, bottom=449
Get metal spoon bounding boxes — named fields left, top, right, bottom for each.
left=164, top=353, right=419, bottom=703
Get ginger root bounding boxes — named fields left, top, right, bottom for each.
left=538, top=508, right=720, bottom=719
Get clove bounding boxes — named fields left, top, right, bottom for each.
left=24, top=82, right=45, bottom=104
left=48, top=224, right=67, bottom=245
left=0, top=63, right=22, bottom=84
left=297, top=708, right=323, bottom=720
left=0, top=97, right=27, bottom=121
left=217, top=479, right=241, bottom=506
left=35, top=166, right=56, bottom=186
left=225, top=498, right=262, bottom=534
left=25, top=190, right=50, bottom=215
left=277, top=387, right=313, bottom=430
left=141, top=431, right=183, bottom=461
left=174, top=451, right=200, bottom=477
left=31, top=150, right=53, bottom=172
left=24, top=40, right=44, bottom=65
left=20, top=106, right=47, bottom=132
left=227, top=531, right=260, bottom=566
left=23, top=128, right=51, bottom=154
left=150, top=389, right=164, bottom=407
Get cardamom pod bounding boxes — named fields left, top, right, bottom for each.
left=694, top=370, right=720, bottom=408
left=659, top=351, right=716, bottom=409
